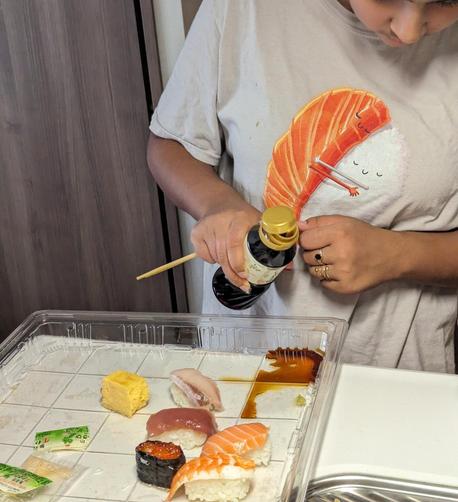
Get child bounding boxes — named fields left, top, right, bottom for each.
left=147, top=0, right=458, bottom=372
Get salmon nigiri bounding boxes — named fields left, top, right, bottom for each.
left=201, top=423, right=271, bottom=466
left=166, top=453, right=255, bottom=501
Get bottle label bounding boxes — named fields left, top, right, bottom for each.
left=244, top=237, right=287, bottom=286
left=34, top=425, right=90, bottom=452
left=0, top=464, right=52, bottom=494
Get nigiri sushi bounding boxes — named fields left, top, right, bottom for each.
left=166, top=453, right=255, bottom=501
left=147, top=408, right=218, bottom=450
left=135, top=440, right=185, bottom=488
left=201, top=423, right=271, bottom=466
left=170, top=368, right=223, bottom=412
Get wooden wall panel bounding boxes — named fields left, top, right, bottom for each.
left=0, top=0, right=181, bottom=339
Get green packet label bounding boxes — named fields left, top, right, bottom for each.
left=0, top=464, right=52, bottom=495
left=34, top=425, right=90, bottom=451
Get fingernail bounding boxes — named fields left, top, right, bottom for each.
left=240, top=283, right=251, bottom=294
left=238, top=271, right=247, bottom=279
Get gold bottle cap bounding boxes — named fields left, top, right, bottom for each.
left=259, top=206, right=299, bottom=251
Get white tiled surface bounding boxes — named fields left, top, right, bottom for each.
left=88, top=414, right=149, bottom=454
left=139, top=377, right=178, bottom=415
left=23, top=408, right=108, bottom=447
left=5, top=371, right=73, bottom=407
left=213, top=381, right=253, bottom=418
left=138, top=349, right=205, bottom=377
left=0, top=404, right=47, bottom=444
left=62, top=498, right=114, bottom=502
left=29, top=346, right=92, bottom=374
left=0, top=338, right=316, bottom=502
left=0, top=443, right=17, bottom=462
left=9, top=446, right=82, bottom=468
left=199, top=352, right=263, bottom=380
left=65, top=452, right=137, bottom=501
left=254, top=384, right=309, bottom=419
left=54, top=375, right=105, bottom=411
left=78, top=346, right=148, bottom=375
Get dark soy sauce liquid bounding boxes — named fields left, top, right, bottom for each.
left=212, top=225, right=296, bottom=310
left=240, top=348, right=323, bottom=418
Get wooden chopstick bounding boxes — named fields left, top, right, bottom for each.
left=136, top=252, right=197, bottom=281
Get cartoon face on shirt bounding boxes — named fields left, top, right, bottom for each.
left=263, top=88, right=408, bottom=225
left=302, top=125, right=407, bottom=222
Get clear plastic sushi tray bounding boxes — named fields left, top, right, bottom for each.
left=0, top=311, right=346, bottom=502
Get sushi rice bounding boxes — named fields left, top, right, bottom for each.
left=245, top=438, right=271, bottom=466
left=170, top=383, right=194, bottom=408
left=152, top=429, right=207, bottom=450
left=178, top=465, right=253, bottom=501
left=185, top=476, right=251, bottom=501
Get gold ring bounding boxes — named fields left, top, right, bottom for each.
left=314, top=249, right=324, bottom=266
left=313, top=265, right=326, bottom=280
left=323, top=265, right=330, bottom=281
left=313, top=265, right=331, bottom=281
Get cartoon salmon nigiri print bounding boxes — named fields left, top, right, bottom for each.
left=263, top=88, right=392, bottom=218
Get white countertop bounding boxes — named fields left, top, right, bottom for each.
left=312, top=364, right=458, bottom=486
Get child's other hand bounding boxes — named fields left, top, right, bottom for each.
left=299, top=215, right=403, bottom=294
left=191, top=205, right=261, bottom=291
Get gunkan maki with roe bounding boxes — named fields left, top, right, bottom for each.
left=135, top=440, right=185, bottom=488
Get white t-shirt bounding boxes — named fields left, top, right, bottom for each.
left=150, top=0, right=458, bottom=372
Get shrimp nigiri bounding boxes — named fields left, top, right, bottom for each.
left=166, top=453, right=255, bottom=501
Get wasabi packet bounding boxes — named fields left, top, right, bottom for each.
left=0, top=464, right=52, bottom=495
left=34, top=425, right=89, bottom=451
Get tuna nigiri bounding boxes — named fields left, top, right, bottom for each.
left=166, top=453, right=255, bottom=501
left=147, top=408, right=218, bottom=450
left=201, top=423, right=271, bottom=466
left=170, top=368, right=223, bottom=412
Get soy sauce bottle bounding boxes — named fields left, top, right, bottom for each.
left=212, top=206, right=298, bottom=310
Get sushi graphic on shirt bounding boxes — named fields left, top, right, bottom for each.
left=263, top=88, right=408, bottom=223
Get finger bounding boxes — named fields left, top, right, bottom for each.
left=298, top=215, right=341, bottom=231
left=226, top=222, right=249, bottom=279
left=191, top=230, right=216, bottom=264
left=221, top=263, right=251, bottom=292
left=215, top=233, right=250, bottom=291
left=302, top=247, right=334, bottom=266
left=299, top=225, right=335, bottom=251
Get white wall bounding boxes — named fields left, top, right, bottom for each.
left=153, top=0, right=203, bottom=313
left=152, top=0, right=185, bottom=82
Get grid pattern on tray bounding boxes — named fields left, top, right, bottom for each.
left=0, top=336, right=314, bottom=502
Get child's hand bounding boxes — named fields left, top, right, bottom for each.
left=191, top=206, right=261, bottom=292
left=299, top=215, right=403, bottom=294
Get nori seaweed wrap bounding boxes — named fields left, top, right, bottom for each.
left=135, top=440, right=185, bottom=488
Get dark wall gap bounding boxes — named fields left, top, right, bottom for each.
left=132, top=0, right=178, bottom=312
